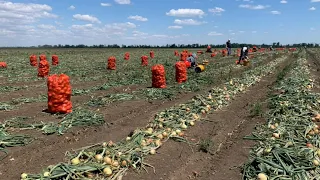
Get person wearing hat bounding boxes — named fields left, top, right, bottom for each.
left=237, top=46, right=249, bottom=64
left=187, top=53, right=197, bottom=67
left=226, top=39, right=232, bottom=56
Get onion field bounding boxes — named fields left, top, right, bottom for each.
left=1, top=47, right=320, bottom=180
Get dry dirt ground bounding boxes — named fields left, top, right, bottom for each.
left=0, top=52, right=287, bottom=180
left=125, top=53, right=294, bottom=180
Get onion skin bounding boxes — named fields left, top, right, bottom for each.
left=257, top=173, right=268, bottom=180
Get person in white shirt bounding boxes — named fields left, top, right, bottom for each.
left=238, top=46, right=249, bottom=64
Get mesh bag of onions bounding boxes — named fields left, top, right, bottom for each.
left=151, top=64, right=166, bottom=88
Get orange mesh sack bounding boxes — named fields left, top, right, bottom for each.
left=141, top=55, right=148, bottom=66
left=180, top=52, right=188, bottom=61
left=150, top=50, right=155, bottom=58
left=39, top=54, right=47, bottom=61
left=174, top=50, right=179, bottom=56
left=152, top=64, right=166, bottom=88
left=124, top=52, right=130, bottom=60
left=107, top=56, right=116, bottom=70
left=38, top=60, right=50, bottom=77
left=211, top=53, right=216, bottom=57
left=52, top=55, right=59, bottom=65
left=47, top=74, right=72, bottom=114
left=175, top=62, right=187, bottom=83
left=0, top=62, right=7, bottom=68
left=29, top=55, right=37, bottom=66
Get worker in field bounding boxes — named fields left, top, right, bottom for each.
left=206, top=45, right=212, bottom=53
left=237, top=46, right=249, bottom=64
left=226, top=39, right=232, bottom=56
left=187, top=53, right=197, bottom=67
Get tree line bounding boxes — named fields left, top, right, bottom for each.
left=1, top=42, right=319, bottom=49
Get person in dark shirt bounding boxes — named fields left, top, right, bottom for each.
left=226, top=39, right=231, bottom=56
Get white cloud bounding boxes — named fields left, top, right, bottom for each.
left=101, top=3, right=112, bottom=6
left=114, top=0, right=130, bottom=4
left=208, top=7, right=225, bottom=15
left=168, top=25, right=182, bottom=29
left=311, top=0, right=320, bottom=2
left=309, top=7, right=316, bottom=10
left=271, top=10, right=281, bottom=14
left=166, top=9, right=205, bottom=18
left=128, top=15, right=148, bottom=21
left=239, top=4, right=270, bottom=10
left=38, top=24, right=56, bottom=29
left=174, top=19, right=206, bottom=25
left=280, top=0, right=287, bottom=3
left=208, top=31, right=223, bottom=36
left=68, top=5, right=75, bottom=10
left=73, top=14, right=101, bottom=23
left=252, top=31, right=257, bottom=33
left=310, top=27, right=315, bottom=30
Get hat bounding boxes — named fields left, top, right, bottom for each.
left=228, top=39, right=230, bottom=41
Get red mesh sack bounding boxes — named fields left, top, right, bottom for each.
left=39, top=54, right=46, bottom=61
left=29, top=55, right=37, bottom=67
left=124, top=52, right=130, bottom=60
left=185, top=61, right=191, bottom=68
left=151, top=64, right=166, bottom=88
left=150, top=50, right=154, bottom=58
left=141, top=55, right=148, bottom=66
left=38, top=60, right=50, bottom=77
left=174, top=51, right=179, bottom=56
left=222, top=50, right=227, bottom=57
left=47, top=74, right=72, bottom=114
left=52, top=55, right=59, bottom=65
left=197, top=51, right=203, bottom=54
left=180, top=52, right=188, bottom=61
left=107, top=56, right=116, bottom=70
left=211, top=53, right=216, bottom=57
left=175, top=62, right=187, bottom=83
left=0, top=62, right=7, bottom=68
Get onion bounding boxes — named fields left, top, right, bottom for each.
left=313, top=159, right=319, bottom=166
left=103, top=167, right=113, bottom=176
left=272, top=133, right=280, bottom=138
left=121, top=160, right=127, bottom=167
left=155, top=139, right=162, bottom=146
left=176, top=129, right=181, bottom=133
left=104, top=157, right=112, bottom=165
left=95, top=154, right=103, bottom=162
left=189, top=121, right=195, bottom=126
left=43, top=172, right=50, bottom=177
left=21, top=173, right=28, bottom=179
left=317, top=149, right=320, bottom=157
left=186, top=108, right=190, bottom=111
left=162, top=132, right=168, bottom=137
left=257, top=173, right=268, bottom=180
left=274, top=123, right=279, bottom=127
left=157, top=134, right=163, bottom=139
left=171, top=131, right=177, bottom=136
left=126, top=137, right=131, bottom=141
left=270, top=125, right=276, bottom=129
left=181, top=123, right=187, bottom=129
left=102, top=142, right=108, bottom=147
left=150, top=149, right=156, bottom=155
left=71, top=157, right=80, bottom=165
left=112, top=160, right=119, bottom=167
left=108, top=141, right=114, bottom=147
left=146, top=128, right=153, bottom=134
left=158, top=123, right=163, bottom=128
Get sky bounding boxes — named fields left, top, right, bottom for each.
left=0, top=0, right=319, bottom=46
